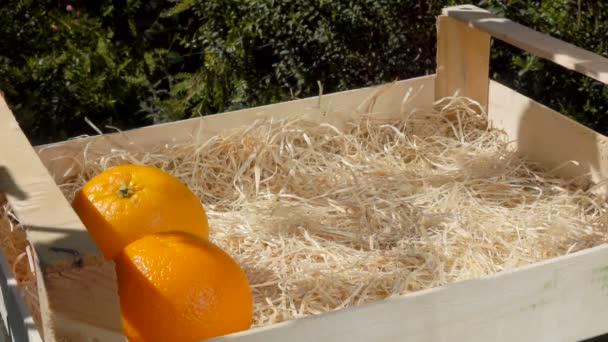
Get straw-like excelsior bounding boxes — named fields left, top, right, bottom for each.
left=2, top=94, right=607, bottom=329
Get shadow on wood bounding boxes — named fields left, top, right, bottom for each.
left=581, top=332, right=608, bottom=342
left=0, top=167, right=28, bottom=201
left=14, top=224, right=124, bottom=341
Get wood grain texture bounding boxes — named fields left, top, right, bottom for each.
left=51, top=313, right=127, bottom=342
left=209, top=243, right=608, bottom=342
left=488, top=80, right=608, bottom=194
left=435, top=15, right=491, bottom=111
left=0, top=97, right=124, bottom=341
left=442, top=4, right=608, bottom=85
left=0, top=97, right=103, bottom=268
left=44, top=262, right=124, bottom=334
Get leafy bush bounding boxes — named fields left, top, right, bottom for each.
left=0, top=0, right=191, bottom=144
left=2, top=1, right=136, bottom=143
left=141, top=0, right=447, bottom=123
left=0, top=0, right=606, bottom=145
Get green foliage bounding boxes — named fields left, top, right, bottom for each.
left=145, top=0, right=446, bottom=123
left=0, top=0, right=188, bottom=144
left=0, top=0, right=606, bottom=144
left=1, top=1, right=134, bottom=143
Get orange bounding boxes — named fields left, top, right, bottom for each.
left=115, top=231, right=253, bottom=342
left=72, top=164, right=209, bottom=260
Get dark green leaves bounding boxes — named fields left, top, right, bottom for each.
left=0, top=0, right=606, bottom=144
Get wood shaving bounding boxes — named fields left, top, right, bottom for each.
left=2, top=95, right=607, bottom=329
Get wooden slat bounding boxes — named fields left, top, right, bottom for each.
left=0, top=98, right=102, bottom=268
left=0, top=98, right=125, bottom=341
left=488, top=79, right=608, bottom=194
left=35, top=75, right=436, bottom=184
left=210, top=243, right=608, bottom=342
left=0, top=233, right=42, bottom=342
left=435, top=15, right=491, bottom=111
left=442, top=4, right=608, bottom=85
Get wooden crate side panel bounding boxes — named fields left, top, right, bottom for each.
left=50, top=310, right=127, bottom=342
left=42, top=263, right=126, bottom=342
left=0, top=98, right=125, bottom=341
left=0, top=98, right=103, bottom=270
left=488, top=80, right=608, bottom=192
left=209, top=244, right=608, bottom=342
left=36, top=75, right=436, bottom=184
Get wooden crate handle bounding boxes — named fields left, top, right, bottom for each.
left=0, top=96, right=103, bottom=270
left=435, top=4, right=608, bottom=111
left=0, top=98, right=126, bottom=340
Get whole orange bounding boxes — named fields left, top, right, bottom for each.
left=72, top=164, right=209, bottom=260
left=115, top=231, right=253, bottom=342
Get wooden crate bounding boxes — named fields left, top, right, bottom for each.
left=1, top=4, right=608, bottom=342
